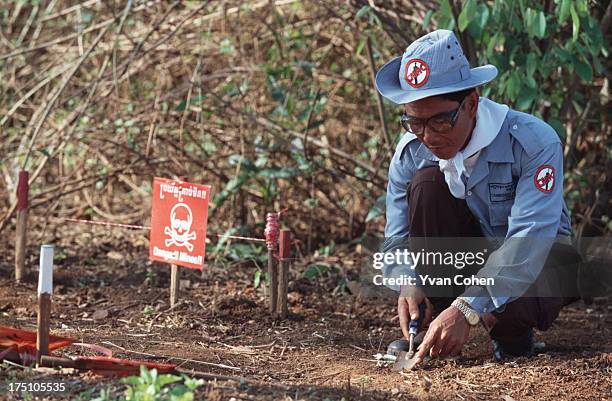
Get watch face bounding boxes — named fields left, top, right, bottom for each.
left=467, top=312, right=480, bottom=326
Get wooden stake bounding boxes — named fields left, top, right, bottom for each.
left=15, top=170, right=29, bottom=282
left=170, top=264, right=179, bottom=307
left=268, top=249, right=277, bottom=314
left=277, top=229, right=291, bottom=319
left=37, top=245, right=53, bottom=365
left=37, top=293, right=51, bottom=364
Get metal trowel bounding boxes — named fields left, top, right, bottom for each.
left=389, top=302, right=426, bottom=371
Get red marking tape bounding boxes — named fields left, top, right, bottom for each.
left=16, top=170, right=29, bottom=211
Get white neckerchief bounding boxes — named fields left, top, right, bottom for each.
left=438, top=97, right=509, bottom=199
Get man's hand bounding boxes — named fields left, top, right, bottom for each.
left=397, top=285, right=433, bottom=339
left=413, top=305, right=470, bottom=365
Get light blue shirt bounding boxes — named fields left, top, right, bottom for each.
left=382, top=105, right=572, bottom=314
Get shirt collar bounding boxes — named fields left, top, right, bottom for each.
left=460, top=97, right=509, bottom=159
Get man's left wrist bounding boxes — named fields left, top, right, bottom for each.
left=452, top=298, right=480, bottom=326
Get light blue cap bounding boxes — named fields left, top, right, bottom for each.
left=375, top=30, right=498, bottom=104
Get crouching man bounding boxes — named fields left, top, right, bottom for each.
left=375, top=30, right=582, bottom=363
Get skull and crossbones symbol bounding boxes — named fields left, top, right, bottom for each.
left=164, top=203, right=196, bottom=251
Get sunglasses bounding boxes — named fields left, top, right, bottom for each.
left=400, top=97, right=466, bottom=136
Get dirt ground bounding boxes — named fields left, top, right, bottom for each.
left=0, top=226, right=610, bottom=400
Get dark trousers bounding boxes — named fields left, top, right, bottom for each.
left=408, top=167, right=580, bottom=340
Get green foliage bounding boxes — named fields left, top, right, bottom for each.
left=209, top=226, right=266, bottom=271
left=303, top=263, right=339, bottom=279
left=142, top=305, right=154, bottom=316
left=253, top=267, right=262, bottom=288
left=253, top=269, right=270, bottom=289
left=458, top=0, right=477, bottom=32
left=355, top=5, right=383, bottom=29
left=225, top=242, right=266, bottom=263
left=219, top=38, right=236, bottom=55
left=316, top=241, right=336, bottom=257
left=121, top=366, right=204, bottom=401
left=433, top=0, right=456, bottom=30
left=72, top=367, right=204, bottom=401
left=211, top=144, right=314, bottom=214
left=175, top=95, right=207, bottom=112
left=432, top=0, right=606, bottom=136
left=75, top=388, right=101, bottom=401
left=365, top=194, right=386, bottom=222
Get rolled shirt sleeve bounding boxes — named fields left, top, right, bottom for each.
left=460, top=142, right=564, bottom=314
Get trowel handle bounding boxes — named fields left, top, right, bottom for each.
left=408, top=302, right=426, bottom=335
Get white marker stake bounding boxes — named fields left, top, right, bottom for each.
left=37, top=245, right=53, bottom=365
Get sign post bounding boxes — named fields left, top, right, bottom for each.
left=149, top=178, right=211, bottom=306
left=170, top=264, right=179, bottom=307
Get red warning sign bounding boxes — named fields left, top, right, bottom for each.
left=149, top=177, right=211, bottom=270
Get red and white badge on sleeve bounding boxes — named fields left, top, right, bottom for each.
left=534, top=165, right=555, bottom=193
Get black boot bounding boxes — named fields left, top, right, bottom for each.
left=491, top=329, right=534, bottom=361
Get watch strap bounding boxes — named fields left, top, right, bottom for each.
left=452, top=298, right=479, bottom=326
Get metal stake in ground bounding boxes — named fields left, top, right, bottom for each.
left=37, top=245, right=53, bottom=365
left=277, top=229, right=292, bottom=319
left=264, top=213, right=280, bottom=314
left=15, top=171, right=29, bottom=282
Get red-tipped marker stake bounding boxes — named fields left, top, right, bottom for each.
left=265, top=213, right=280, bottom=315
left=15, top=171, right=29, bottom=282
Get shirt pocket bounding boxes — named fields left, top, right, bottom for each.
left=489, top=203, right=512, bottom=227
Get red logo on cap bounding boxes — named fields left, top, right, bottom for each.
left=404, top=59, right=430, bottom=88
left=534, top=165, right=555, bottom=193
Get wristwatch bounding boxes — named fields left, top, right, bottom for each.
left=451, top=299, right=480, bottom=326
